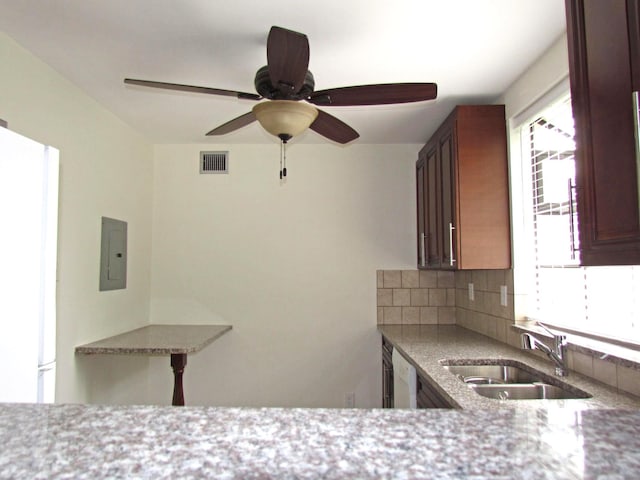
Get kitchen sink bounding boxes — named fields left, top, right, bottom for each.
left=440, top=359, right=592, bottom=401
left=469, top=383, right=591, bottom=400
left=442, top=364, right=542, bottom=384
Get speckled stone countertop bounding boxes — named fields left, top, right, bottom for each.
left=75, top=324, right=232, bottom=355
left=5, top=325, right=638, bottom=478
left=2, top=402, right=640, bottom=479
left=379, top=324, right=640, bottom=410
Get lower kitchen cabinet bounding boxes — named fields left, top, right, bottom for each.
left=382, top=335, right=452, bottom=409
left=417, top=373, right=454, bottom=409
left=382, top=337, right=394, bottom=408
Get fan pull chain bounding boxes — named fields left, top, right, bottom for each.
left=279, top=137, right=289, bottom=182
left=279, top=140, right=283, bottom=180
left=278, top=134, right=292, bottom=183
left=282, top=141, right=287, bottom=178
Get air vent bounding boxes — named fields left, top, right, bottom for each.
left=200, top=151, right=229, bottom=174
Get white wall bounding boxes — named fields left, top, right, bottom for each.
left=0, top=32, right=155, bottom=404
left=500, top=33, right=569, bottom=120
left=0, top=24, right=570, bottom=408
left=149, top=143, right=418, bottom=407
left=0, top=26, right=570, bottom=408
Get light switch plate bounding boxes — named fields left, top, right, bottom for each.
left=468, top=283, right=474, bottom=301
left=99, top=217, right=127, bottom=291
left=500, top=285, right=508, bottom=306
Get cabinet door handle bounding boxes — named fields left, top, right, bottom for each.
left=449, top=222, right=456, bottom=267
left=420, top=233, right=426, bottom=267
left=382, top=368, right=387, bottom=403
left=568, top=179, right=577, bottom=260
left=634, top=91, right=640, bottom=208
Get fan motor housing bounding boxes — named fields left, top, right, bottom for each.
left=254, top=65, right=315, bottom=100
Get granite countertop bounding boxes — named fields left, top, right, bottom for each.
left=3, top=325, right=640, bottom=478
left=2, top=402, right=640, bottom=479
left=75, top=324, right=232, bottom=355
left=378, top=324, right=640, bottom=410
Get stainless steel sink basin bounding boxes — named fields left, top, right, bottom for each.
left=440, top=359, right=592, bottom=401
left=469, top=383, right=591, bottom=400
left=442, top=364, right=542, bottom=384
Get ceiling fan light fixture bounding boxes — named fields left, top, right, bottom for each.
left=253, top=100, right=318, bottom=139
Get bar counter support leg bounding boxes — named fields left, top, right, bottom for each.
left=170, top=353, right=187, bottom=406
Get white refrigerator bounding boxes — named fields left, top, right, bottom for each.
left=0, top=126, right=58, bottom=403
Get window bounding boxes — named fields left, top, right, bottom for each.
left=516, top=90, right=640, bottom=346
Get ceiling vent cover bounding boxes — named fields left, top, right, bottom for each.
left=200, top=151, right=229, bottom=174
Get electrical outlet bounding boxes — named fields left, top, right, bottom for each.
left=500, top=285, right=508, bottom=306
left=345, top=392, right=355, bottom=408
left=468, top=283, right=474, bottom=301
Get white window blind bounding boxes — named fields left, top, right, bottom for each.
left=521, top=94, right=640, bottom=346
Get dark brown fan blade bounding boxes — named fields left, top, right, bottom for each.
left=309, top=109, right=359, bottom=144
left=267, top=26, right=310, bottom=95
left=124, top=78, right=261, bottom=100
left=308, top=83, right=437, bottom=106
left=206, top=111, right=256, bottom=136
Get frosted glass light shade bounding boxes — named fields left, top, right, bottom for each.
left=253, top=100, right=319, bottom=139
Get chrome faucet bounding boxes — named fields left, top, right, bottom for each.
left=521, top=324, right=568, bottom=377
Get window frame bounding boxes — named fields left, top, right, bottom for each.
left=509, top=78, right=640, bottom=354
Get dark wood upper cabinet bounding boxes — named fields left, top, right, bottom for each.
left=416, top=143, right=442, bottom=268
left=425, top=146, right=440, bottom=267
left=416, top=105, right=511, bottom=270
left=566, top=0, right=640, bottom=265
left=416, top=158, right=426, bottom=267
left=439, top=128, right=456, bottom=268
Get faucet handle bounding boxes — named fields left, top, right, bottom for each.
left=537, top=321, right=568, bottom=341
left=536, top=321, right=557, bottom=337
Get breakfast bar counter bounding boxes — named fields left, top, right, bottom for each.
left=2, top=402, right=640, bottom=479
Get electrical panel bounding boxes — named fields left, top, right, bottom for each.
left=99, top=217, right=127, bottom=291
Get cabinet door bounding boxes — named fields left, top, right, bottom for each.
left=416, top=373, right=453, bottom=408
left=425, top=144, right=441, bottom=267
left=438, top=126, right=457, bottom=269
left=381, top=337, right=394, bottom=408
left=631, top=0, right=640, bottom=91
left=416, top=158, right=426, bottom=268
left=566, top=0, right=640, bottom=265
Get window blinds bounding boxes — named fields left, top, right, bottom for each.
left=522, top=95, right=640, bottom=345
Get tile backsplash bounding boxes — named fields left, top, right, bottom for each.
left=454, top=269, right=519, bottom=347
left=376, top=270, right=455, bottom=325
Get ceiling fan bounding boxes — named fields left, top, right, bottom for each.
left=124, top=26, right=438, bottom=145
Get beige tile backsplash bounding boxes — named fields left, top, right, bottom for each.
left=454, top=269, right=515, bottom=346
left=376, top=268, right=640, bottom=399
left=376, top=270, right=455, bottom=325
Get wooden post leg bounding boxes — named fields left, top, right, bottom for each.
left=170, top=353, right=187, bottom=406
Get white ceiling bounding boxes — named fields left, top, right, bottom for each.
left=0, top=0, right=566, bottom=145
